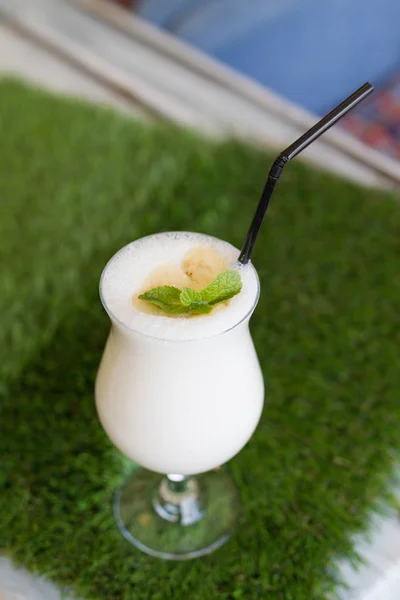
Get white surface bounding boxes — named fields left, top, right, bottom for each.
left=0, top=557, right=73, bottom=600
left=334, top=510, right=400, bottom=600
left=0, top=20, right=146, bottom=116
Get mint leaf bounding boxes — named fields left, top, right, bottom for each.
left=180, top=287, right=202, bottom=307
left=138, top=286, right=188, bottom=314
left=200, top=270, right=242, bottom=305
left=180, top=287, right=213, bottom=315
left=190, top=303, right=213, bottom=315
left=138, top=269, right=242, bottom=316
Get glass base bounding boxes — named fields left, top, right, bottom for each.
left=114, top=467, right=239, bottom=560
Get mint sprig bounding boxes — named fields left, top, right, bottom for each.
left=138, top=270, right=242, bottom=316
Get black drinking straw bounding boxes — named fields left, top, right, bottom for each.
left=238, top=82, right=374, bottom=265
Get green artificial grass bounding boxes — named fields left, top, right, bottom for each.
left=1, top=78, right=400, bottom=600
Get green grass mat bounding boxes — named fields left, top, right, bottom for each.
left=1, top=79, right=400, bottom=599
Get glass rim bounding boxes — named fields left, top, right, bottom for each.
left=99, top=233, right=261, bottom=343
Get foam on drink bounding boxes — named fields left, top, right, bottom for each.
left=101, top=232, right=259, bottom=341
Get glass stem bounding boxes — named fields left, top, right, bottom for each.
left=153, top=473, right=204, bottom=526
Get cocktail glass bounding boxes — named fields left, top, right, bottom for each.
left=95, top=233, right=264, bottom=559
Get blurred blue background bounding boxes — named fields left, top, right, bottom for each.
left=135, top=0, right=400, bottom=114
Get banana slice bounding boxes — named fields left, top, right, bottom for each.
left=145, top=263, right=192, bottom=289
left=181, top=246, right=226, bottom=289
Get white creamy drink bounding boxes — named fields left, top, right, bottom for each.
left=96, top=232, right=264, bottom=475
